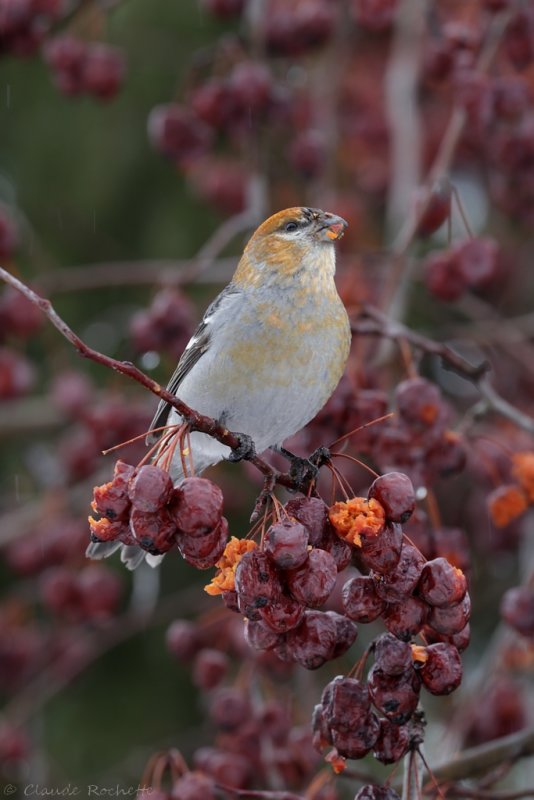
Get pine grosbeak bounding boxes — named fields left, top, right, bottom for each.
left=89, top=207, right=350, bottom=568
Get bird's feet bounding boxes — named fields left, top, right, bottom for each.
left=227, top=432, right=257, bottom=463
left=273, top=445, right=331, bottom=492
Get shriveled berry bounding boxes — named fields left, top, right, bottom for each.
left=418, top=558, right=467, bottom=607
left=166, top=620, right=201, bottom=661
left=235, top=549, right=281, bottom=614
left=368, top=664, right=421, bottom=724
left=331, top=710, right=380, bottom=759
left=244, top=619, right=280, bottom=651
left=209, top=687, right=251, bottom=730
left=421, top=643, right=462, bottom=695
left=383, top=596, right=428, bottom=641
left=286, top=548, right=337, bottom=607
left=395, top=377, right=443, bottom=429
left=368, top=472, right=415, bottom=524
left=286, top=609, right=337, bottom=670
left=148, top=103, right=213, bottom=164
left=500, top=586, right=534, bottom=637
left=192, top=648, right=228, bottom=689
left=373, top=718, right=410, bottom=764
left=130, top=507, right=177, bottom=554
left=284, top=496, right=329, bottom=546
left=265, top=519, right=309, bottom=569
left=128, top=465, right=173, bottom=512
left=374, top=633, right=412, bottom=675
left=170, top=477, right=223, bottom=536
left=322, top=527, right=353, bottom=571
left=259, top=593, right=305, bottom=633
left=325, top=611, right=358, bottom=658
left=428, top=592, right=471, bottom=635
left=342, top=575, right=386, bottom=623
left=360, top=523, right=403, bottom=575
left=375, top=543, right=426, bottom=601
left=322, top=676, right=371, bottom=732
left=177, top=516, right=229, bottom=568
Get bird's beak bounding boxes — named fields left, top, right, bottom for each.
left=318, top=213, right=348, bottom=242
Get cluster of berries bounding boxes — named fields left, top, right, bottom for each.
left=129, top=288, right=196, bottom=360
left=43, top=36, right=126, bottom=100
left=424, top=237, right=500, bottom=302
left=0, top=0, right=63, bottom=57
left=165, top=614, right=322, bottom=796
left=90, top=463, right=228, bottom=567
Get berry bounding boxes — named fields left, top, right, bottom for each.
left=235, top=549, right=281, bottom=617
left=417, top=558, right=467, bottom=608
left=192, top=648, right=228, bottom=689
left=130, top=507, right=177, bottom=554
left=170, top=477, right=223, bottom=536
left=209, top=686, right=251, bottom=730
left=415, top=178, right=451, bottom=237
left=368, top=472, right=415, bottom=524
left=424, top=250, right=466, bottom=302
left=176, top=516, right=229, bottom=568
left=351, top=0, right=399, bottom=33
left=284, top=496, right=329, bottom=547
left=128, top=465, right=173, bottom=513
left=265, top=519, right=309, bottom=569
left=286, top=548, right=337, bottom=607
left=259, top=593, right=305, bottom=633
left=373, top=718, right=410, bottom=764
left=331, top=711, right=380, bottom=759
left=428, top=592, right=471, bottom=636
left=359, top=522, right=403, bottom=575
left=322, top=675, right=372, bottom=732
left=395, top=377, right=443, bottom=429
left=244, top=619, right=280, bottom=651
left=148, top=104, right=213, bottom=164
left=166, top=620, right=202, bottom=661
left=500, top=586, right=534, bottom=637
left=374, top=633, right=412, bottom=676
left=82, top=44, right=125, bottom=100
left=229, top=61, right=272, bottom=114
left=454, top=237, right=499, bottom=289
left=342, top=575, right=386, bottom=623
left=368, top=664, right=421, bottom=724
left=285, top=609, right=337, bottom=669
left=374, top=543, right=426, bottom=601
left=420, top=643, right=462, bottom=695
left=383, top=595, right=427, bottom=641
left=326, top=611, right=358, bottom=658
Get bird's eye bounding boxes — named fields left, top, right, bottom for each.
left=285, top=221, right=299, bottom=233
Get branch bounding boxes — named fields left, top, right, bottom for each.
left=0, top=267, right=296, bottom=493
left=352, top=305, right=534, bottom=435
left=429, top=726, right=534, bottom=784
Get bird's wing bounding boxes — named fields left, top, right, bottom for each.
left=146, top=283, right=241, bottom=444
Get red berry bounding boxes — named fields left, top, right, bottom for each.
left=148, top=104, right=213, bottom=164
left=284, top=496, right=329, bottom=547
left=78, top=565, right=122, bottom=620
left=128, top=465, right=173, bottom=513
left=342, top=575, right=386, bottom=623
left=285, top=609, right=337, bottom=669
left=170, top=477, right=223, bottom=536
left=424, top=250, right=466, bottom=301
left=286, top=548, right=337, bottom=607
left=428, top=592, right=471, bottom=636
left=373, top=718, right=410, bottom=764
left=415, top=178, right=452, bottom=237
left=82, top=43, right=126, bottom=100
left=176, top=516, right=229, bottom=568
left=359, top=522, right=403, bottom=575
left=395, top=377, right=444, bottom=429
left=331, top=711, right=380, bottom=759
left=259, top=593, right=305, bottom=634
left=375, top=543, right=426, bottom=601
left=192, top=648, right=228, bottom=689
left=351, top=0, right=399, bottom=32
left=265, top=519, right=309, bottom=569
left=235, top=549, right=282, bottom=617
left=368, top=664, right=421, bottom=724
left=374, top=633, right=412, bottom=676
left=368, top=471, right=415, bottom=524
left=500, top=586, right=534, bottom=637
left=453, top=237, right=499, bottom=289
left=166, top=619, right=202, bottom=661
left=421, top=642, right=462, bottom=695
left=418, top=558, right=467, bottom=608
left=383, top=595, right=428, bottom=641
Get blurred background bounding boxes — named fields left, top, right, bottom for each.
left=1, top=0, right=534, bottom=796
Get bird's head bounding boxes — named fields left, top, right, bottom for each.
left=233, top=207, right=348, bottom=289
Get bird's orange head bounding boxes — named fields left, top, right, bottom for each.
left=233, top=207, right=348, bottom=289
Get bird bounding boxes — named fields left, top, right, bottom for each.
left=88, top=207, right=351, bottom=568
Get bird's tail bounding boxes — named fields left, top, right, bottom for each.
left=85, top=434, right=229, bottom=570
